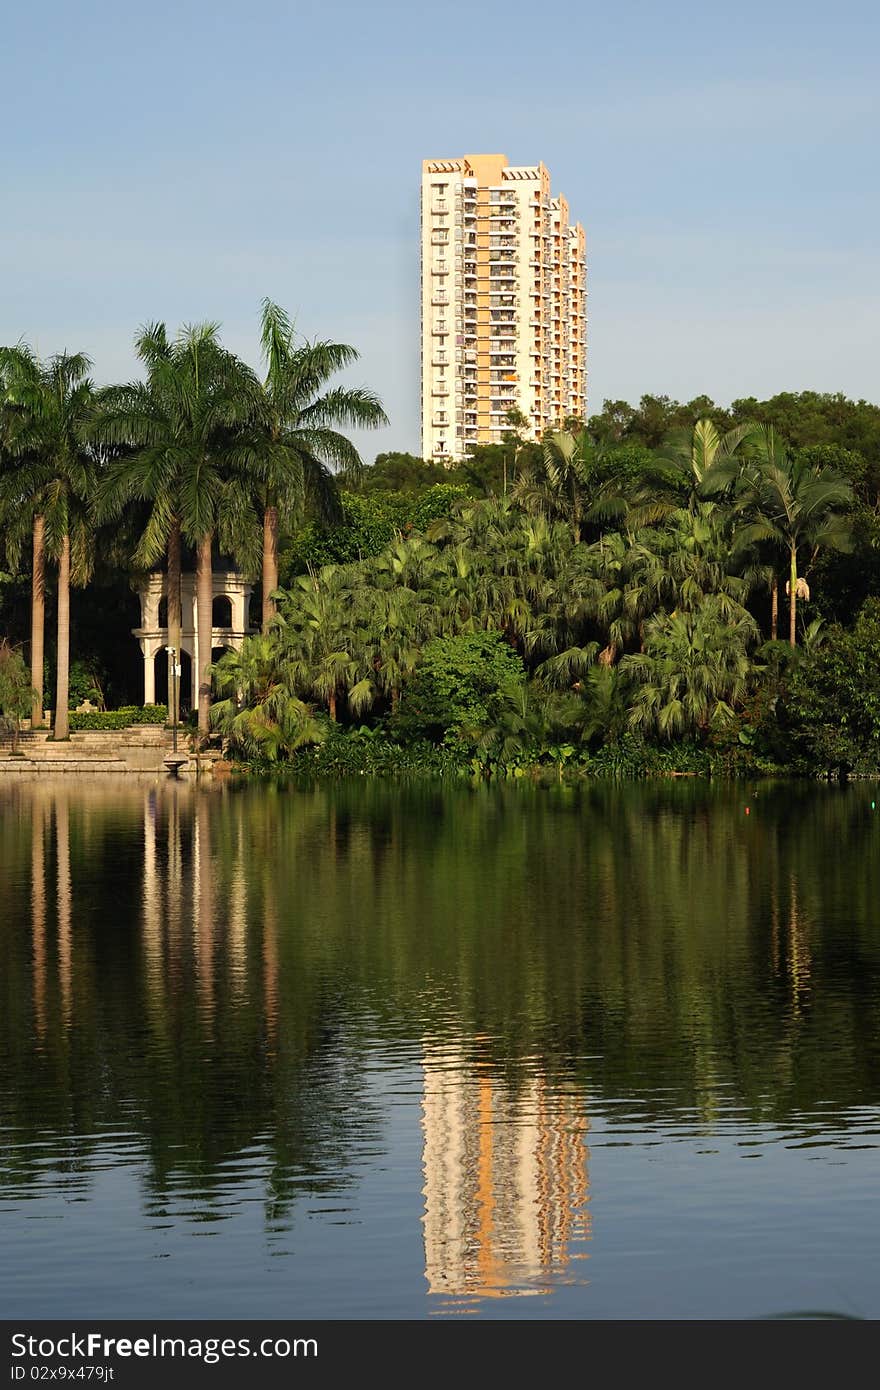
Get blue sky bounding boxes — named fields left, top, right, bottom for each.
left=1, top=0, right=878, bottom=455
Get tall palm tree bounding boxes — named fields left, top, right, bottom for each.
left=725, top=429, right=854, bottom=647
left=0, top=346, right=95, bottom=737
left=95, top=323, right=259, bottom=736
left=246, top=300, right=388, bottom=632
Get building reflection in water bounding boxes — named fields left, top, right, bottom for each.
left=421, top=1043, right=592, bottom=1303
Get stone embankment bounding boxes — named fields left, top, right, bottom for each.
left=0, top=726, right=225, bottom=776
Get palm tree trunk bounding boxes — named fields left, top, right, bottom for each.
left=196, top=533, right=214, bottom=739
left=30, top=515, right=45, bottom=728
left=262, top=501, right=279, bottom=633
left=167, top=520, right=182, bottom=726
left=53, top=534, right=71, bottom=740
left=328, top=691, right=337, bottom=722
left=770, top=575, right=778, bottom=641
left=789, top=547, right=797, bottom=648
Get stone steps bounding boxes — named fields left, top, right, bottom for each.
left=0, top=758, right=128, bottom=773
left=0, top=723, right=192, bottom=773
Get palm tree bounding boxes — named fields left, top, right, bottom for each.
left=623, top=598, right=759, bottom=738
left=0, top=641, right=36, bottom=754
left=246, top=300, right=388, bottom=632
left=274, top=565, right=369, bottom=720
left=513, top=428, right=624, bottom=541
left=95, top=323, right=259, bottom=736
left=726, top=429, right=853, bottom=646
left=355, top=586, right=424, bottom=713
left=210, top=634, right=325, bottom=761
left=649, top=417, right=758, bottom=516
left=0, top=346, right=96, bottom=737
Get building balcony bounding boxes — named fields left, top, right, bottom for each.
left=431, top=201, right=449, bottom=215
left=431, top=263, right=449, bottom=276
left=431, top=232, right=449, bottom=245
left=431, top=293, right=449, bottom=306
left=431, top=324, right=448, bottom=336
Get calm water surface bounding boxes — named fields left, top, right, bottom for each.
left=1, top=776, right=879, bottom=1319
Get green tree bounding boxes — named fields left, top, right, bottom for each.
left=247, top=299, right=387, bottom=632
left=623, top=599, right=759, bottom=739
left=648, top=417, right=757, bottom=516
left=514, top=428, right=624, bottom=542
left=780, top=598, right=880, bottom=776
left=358, top=452, right=447, bottom=494
left=0, top=640, right=36, bottom=753
left=274, top=565, right=369, bottom=721
left=210, top=634, right=325, bottom=761
left=726, top=429, right=854, bottom=646
left=96, top=323, right=258, bottom=736
left=0, top=345, right=96, bottom=737
left=394, top=631, right=525, bottom=743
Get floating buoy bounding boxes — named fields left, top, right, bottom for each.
left=745, top=807, right=750, bottom=815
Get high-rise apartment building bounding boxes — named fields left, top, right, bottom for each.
left=420, top=154, right=587, bottom=464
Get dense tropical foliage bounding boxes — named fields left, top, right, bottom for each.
left=3, top=313, right=879, bottom=777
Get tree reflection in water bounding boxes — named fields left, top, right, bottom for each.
left=1, top=775, right=880, bottom=1305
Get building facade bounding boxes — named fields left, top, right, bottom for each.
left=420, top=154, right=587, bottom=464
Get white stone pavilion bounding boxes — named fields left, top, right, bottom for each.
left=132, top=572, right=255, bottom=710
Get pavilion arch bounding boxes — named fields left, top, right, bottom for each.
left=212, top=595, right=233, bottom=627
left=152, top=647, right=193, bottom=711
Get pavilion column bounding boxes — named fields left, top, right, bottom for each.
left=143, top=649, right=156, bottom=706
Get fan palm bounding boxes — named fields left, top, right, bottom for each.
left=210, top=634, right=325, bottom=760
left=274, top=565, right=367, bottom=720
left=623, top=599, right=759, bottom=738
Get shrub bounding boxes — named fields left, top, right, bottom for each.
left=394, top=632, right=526, bottom=743
left=68, top=704, right=167, bottom=730
left=780, top=598, right=880, bottom=774
left=287, top=725, right=469, bottom=779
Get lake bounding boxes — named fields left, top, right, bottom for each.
left=1, top=775, right=878, bottom=1319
